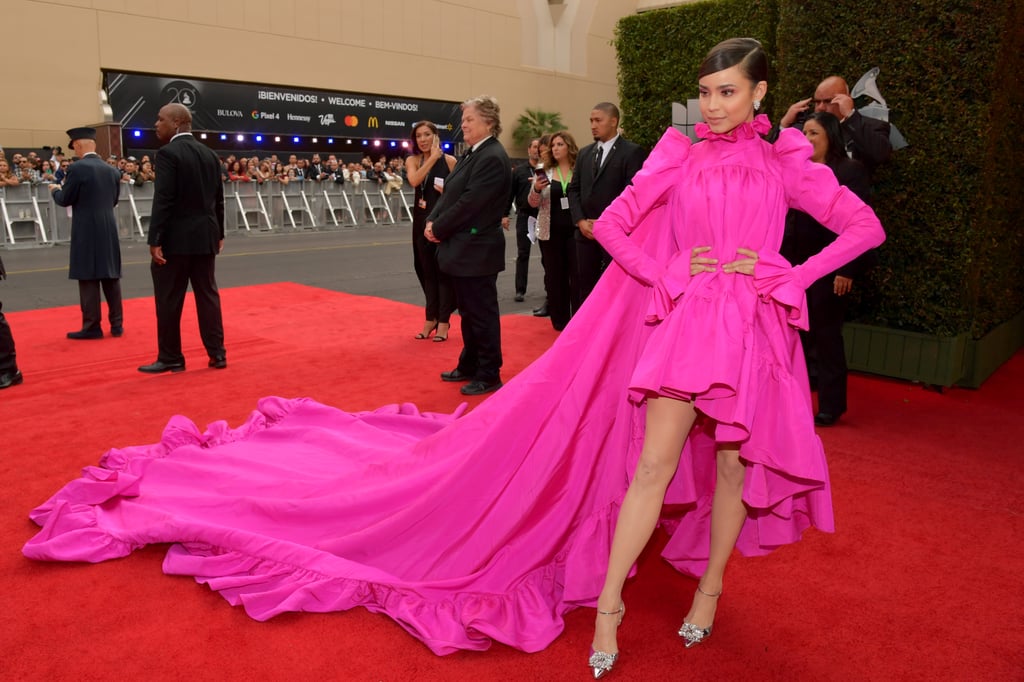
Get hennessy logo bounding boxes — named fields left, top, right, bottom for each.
left=319, top=113, right=336, bottom=126
left=367, top=116, right=379, bottom=128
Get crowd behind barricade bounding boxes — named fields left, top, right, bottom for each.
left=0, top=144, right=411, bottom=194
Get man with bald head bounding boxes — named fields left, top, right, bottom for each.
left=138, top=103, right=227, bottom=373
left=780, top=75, right=892, bottom=173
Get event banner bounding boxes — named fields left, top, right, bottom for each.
left=103, top=71, right=464, bottom=141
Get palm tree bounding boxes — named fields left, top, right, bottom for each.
left=512, top=109, right=565, bottom=147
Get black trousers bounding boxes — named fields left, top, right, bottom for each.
left=451, top=273, right=502, bottom=383
left=539, top=224, right=578, bottom=331
left=574, top=230, right=611, bottom=311
left=514, top=213, right=533, bottom=295
left=412, top=222, right=455, bottom=323
left=151, top=254, right=225, bottom=365
left=0, top=301, right=17, bottom=372
left=802, top=277, right=849, bottom=416
left=78, top=279, right=123, bottom=331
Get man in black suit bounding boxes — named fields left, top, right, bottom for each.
left=49, top=127, right=124, bottom=340
left=426, top=95, right=512, bottom=396
left=0, top=255, right=23, bottom=389
left=779, top=76, right=892, bottom=175
left=504, top=137, right=541, bottom=302
left=567, top=102, right=645, bottom=311
left=138, top=103, right=226, bottom=374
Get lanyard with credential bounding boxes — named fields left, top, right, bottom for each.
left=555, top=167, right=572, bottom=194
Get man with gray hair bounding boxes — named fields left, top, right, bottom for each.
left=426, top=95, right=512, bottom=396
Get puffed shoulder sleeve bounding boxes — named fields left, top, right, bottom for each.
left=755, top=128, right=885, bottom=325
left=594, top=127, right=691, bottom=286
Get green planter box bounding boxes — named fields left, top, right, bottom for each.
left=842, top=323, right=968, bottom=387
left=843, top=310, right=1024, bottom=388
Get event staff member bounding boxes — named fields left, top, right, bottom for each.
left=566, top=102, right=645, bottom=310
left=138, top=103, right=227, bottom=374
left=49, top=127, right=124, bottom=340
left=425, top=95, right=512, bottom=396
left=0, top=254, right=22, bottom=389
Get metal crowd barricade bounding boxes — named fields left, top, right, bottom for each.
left=272, top=180, right=316, bottom=230
left=320, top=180, right=357, bottom=227
left=0, top=184, right=49, bottom=245
left=231, top=181, right=271, bottom=231
left=362, top=183, right=395, bottom=224
left=126, top=182, right=154, bottom=238
left=396, top=190, right=415, bottom=222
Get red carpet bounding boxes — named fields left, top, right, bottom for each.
left=2, top=283, right=1020, bottom=680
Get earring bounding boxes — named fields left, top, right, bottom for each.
left=753, top=100, right=761, bottom=111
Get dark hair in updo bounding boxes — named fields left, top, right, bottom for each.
left=804, top=112, right=847, bottom=165
left=698, top=37, right=768, bottom=83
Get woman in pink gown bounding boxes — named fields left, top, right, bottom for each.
left=586, top=38, right=884, bottom=677
left=24, top=38, right=883, bottom=666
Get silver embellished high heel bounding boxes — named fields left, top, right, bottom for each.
left=678, top=584, right=720, bottom=648
left=588, top=602, right=625, bottom=679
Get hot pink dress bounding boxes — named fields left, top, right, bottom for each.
left=23, top=117, right=884, bottom=655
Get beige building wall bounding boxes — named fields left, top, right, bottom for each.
left=2, top=0, right=643, bottom=154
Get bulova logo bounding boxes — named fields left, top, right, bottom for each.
left=217, top=109, right=244, bottom=118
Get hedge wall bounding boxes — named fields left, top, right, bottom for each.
left=615, top=0, right=1024, bottom=338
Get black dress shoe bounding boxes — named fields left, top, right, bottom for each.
left=440, top=368, right=473, bottom=382
left=138, top=360, right=186, bottom=374
left=532, top=304, right=549, bottom=317
left=67, top=328, right=103, bottom=340
left=0, top=370, right=23, bottom=389
left=814, top=412, right=841, bottom=427
left=209, top=356, right=227, bottom=369
left=514, top=292, right=525, bottom=302
left=111, top=326, right=124, bottom=337
left=461, top=379, right=502, bottom=396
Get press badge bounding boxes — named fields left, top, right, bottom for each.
left=418, top=198, right=427, bottom=209
left=560, top=197, right=569, bottom=210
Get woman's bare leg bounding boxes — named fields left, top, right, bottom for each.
left=685, top=447, right=746, bottom=628
left=592, top=396, right=697, bottom=655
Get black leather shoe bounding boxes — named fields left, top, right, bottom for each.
left=532, top=304, right=549, bottom=317
left=514, top=292, right=525, bottom=302
left=67, top=328, right=103, bottom=340
left=461, top=379, right=502, bottom=396
left=814, top=412, right=841, bottom=426
left=0, top=370, right=23, bottom=389
left=111, top=326, right=124, bottom=337
left=209, top=356, right=227, bottom=369
left=138, top=360, right=185, bottom=374
left=440, top=368, right=473, bottom=382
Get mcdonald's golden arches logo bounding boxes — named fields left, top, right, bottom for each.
left=367, top=116, right=379, bottom=128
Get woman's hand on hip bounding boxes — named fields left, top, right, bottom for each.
left=690, top=246, right=717, bottom=276
left=721, top=248, right=758, bottom=276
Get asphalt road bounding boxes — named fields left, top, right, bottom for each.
left=0, top=224, right=547, bottom=315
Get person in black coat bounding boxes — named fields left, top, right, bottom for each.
left=780, top=112, right=873, bottom=426
left=425, top=95, right=512, bottom=396
left=0, top=254, right=23, bottom=389
left=504, top=137, right=541, bottom=302
left=779, top=76, right=892, bottom=176
left=49, top=127, right=124, bottom=340
left=138, top=103, right=226, bottom=374
left=566, top=102, right=645, bottom=310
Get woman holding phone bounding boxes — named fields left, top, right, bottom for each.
left=406, top=121, right=457, bottom=341
left=528, top=131, right=580, bottom=331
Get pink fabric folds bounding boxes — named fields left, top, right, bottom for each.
left=24, top=120, right=882, bottom=656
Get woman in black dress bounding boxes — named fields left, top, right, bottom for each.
left=405, top=121, right=457, bottom=341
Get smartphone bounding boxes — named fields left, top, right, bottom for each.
left=533, top=167, right=548, bottom=180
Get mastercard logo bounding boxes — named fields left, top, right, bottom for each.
left=344, top=115, right=359, bottom=127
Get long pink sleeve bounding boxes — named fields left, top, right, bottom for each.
left=593, top=128, right=692, bottom=286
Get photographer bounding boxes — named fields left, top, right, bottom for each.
left=779, top=75, right=892, bottom=175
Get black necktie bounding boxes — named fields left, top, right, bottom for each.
left=461, top=147, right=473, bottom=162
left=593, top=145, right=604, bottom=176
